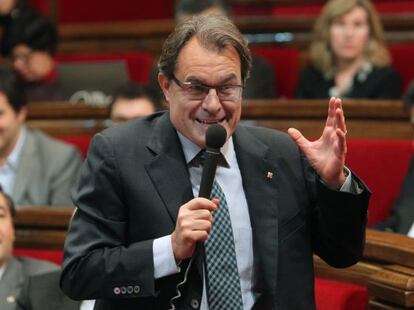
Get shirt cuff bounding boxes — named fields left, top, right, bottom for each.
left=153, top=235, right=181, bottom=279
left=339, top=166, right=353, bottom=192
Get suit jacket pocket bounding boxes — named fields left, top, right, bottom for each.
left=279, top=210, right=306, bottom=243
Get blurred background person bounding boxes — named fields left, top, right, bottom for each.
left=374, top=89, right=414, bottom=236
left=109, top=82, right=161, bottom=126
left=0, top=74, right=82, bottom=206
left=295, top=0, right=401, bottom=99
left=16, top=269, right=95, bottom=310
left=403, top=80, right=414, bottom=125
left=0, top=189, right=58, bottom=310
left=1, top=12, right=63, bottom=101
left=148, top=0, right=277, bottom=101
left=374, top=154, right=414, bottom=237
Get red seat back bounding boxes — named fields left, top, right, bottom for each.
left=13, top=248, right=63, bottom=265
left=315, top=278, right=368, bottom=310
left=346, top=139, right=414, bottom=226
left=56, top=0, right=173, bottom=23
left=389, top=44, right=414, bottom=93
left=250, top=46, right=300, bottom=98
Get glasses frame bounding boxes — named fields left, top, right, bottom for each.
left=171, top=74, right=244, bottom=102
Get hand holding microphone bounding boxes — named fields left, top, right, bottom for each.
left=171, top=124, right=227, bottom=261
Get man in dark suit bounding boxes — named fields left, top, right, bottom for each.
left=61, top=15, right=370, bottom=309
left=375, top=155, right=414, bottom=236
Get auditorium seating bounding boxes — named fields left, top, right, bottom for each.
left=389, top=44, right=414, bottom=93
left=53, top=0, right=174, bottom=23
left=250, top=46, right=300, bottom=98
left=271, top=0, right=414, bottom=16
left=346, top=139, right=414, bottom=226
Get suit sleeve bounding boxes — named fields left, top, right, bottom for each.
left=60, top=133, right=156, bottom=300
left=301, top=154, right=371, bottom=268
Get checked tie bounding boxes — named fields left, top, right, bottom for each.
left=204, top=180, right=244, bottom=310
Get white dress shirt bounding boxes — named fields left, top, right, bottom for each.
left=153, top=131, right=354, bottom=309
left=80, top=300, right=95, bottom=310
left=0, top=264, right=6, bottom=280
left=407, top=223, right=414, bottom=238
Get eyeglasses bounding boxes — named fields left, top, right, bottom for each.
left=171, top=74, right=243, bottom=102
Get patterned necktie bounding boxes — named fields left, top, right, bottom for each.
left=204, top=180, right=244, bottom=310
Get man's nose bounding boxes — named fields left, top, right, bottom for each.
left=202, top=88, right=221, bottom=112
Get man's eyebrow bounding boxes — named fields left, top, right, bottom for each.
left=185, top=74, right=239, bottom=85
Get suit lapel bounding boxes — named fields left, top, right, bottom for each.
left=13, top=129, right=42, bottom=204
left=0, top=258, right=24, bottom=309
left=233, top=126, right=279, bottom=294
left=145, top=113, right=194, bottom=224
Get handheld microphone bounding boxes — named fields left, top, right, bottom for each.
left=169, top=124, right=227, bottom=310
left=198, top=124, right=227, bottom=198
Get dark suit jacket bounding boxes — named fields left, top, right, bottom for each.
left=375, top=155, right=414, bottom=234
left=295, top=65, right=401, bottom=99
left=16, top=270, right=80, bottom=310
left=61, top=112, right=370, bottom=310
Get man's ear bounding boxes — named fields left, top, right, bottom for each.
left=17, top=106, right=27, bottom=124
left=158, top=73, right=171, bottom=104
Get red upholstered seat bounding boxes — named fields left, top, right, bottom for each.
left=56, top=52, right=154, bottom=85
left=56, top=0, right=173, bottom=23
left=315, top=278, right=368, bottom=310
left=346, top=139, right=414, bottom=226
left=389, top=44, right=414, bottom=93
left=250, top=46, right=300, bottom=98
left=13, top=248, right=63, bottom=265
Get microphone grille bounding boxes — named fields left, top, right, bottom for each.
left=206, top=124, right=227, bottom=150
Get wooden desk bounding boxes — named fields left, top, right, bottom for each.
left=26, top=99, right=413, bottom=139
left=56, top=14, right=414, bottom=54
left=14, top=207, right=414, bottom=309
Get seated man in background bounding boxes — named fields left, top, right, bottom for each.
left=148, top=0, right=277, bottom=101
left=16, top=269, right=95, bottom=310
left=0, top=74, right=82, bottom=206
left=0, top=189, right=58, bottom=310
left=374, top=155, right=414, bottom=236
left=110, top=82, right=161, bottom=126
left=374, top=88, right=414, bottom=236
left=2, top=12, right=64, bottom=101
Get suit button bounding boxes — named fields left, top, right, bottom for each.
left=190, top=299, right=199, bottom=309
left=134, top=285, right=140, bottom=294
left=127, top=286, right=133, bottom=294
left=120, top=286, right=127, bottom=294
left=113, top=287, right=121, bottom=295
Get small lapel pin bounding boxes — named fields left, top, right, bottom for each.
left=266, top=171, right=273, bottom=179
left=7, top=295, right=16, bottom=303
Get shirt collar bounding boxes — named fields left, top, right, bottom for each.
left=7, top=126, right=26, bottom=170
left=0, top=263, right=6, bottom=280
left=177, top=131, right=233, bottom=168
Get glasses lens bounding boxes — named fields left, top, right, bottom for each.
left=185, top=84, right=209, bottom=100
left=218, top=86, right=242, bottom=101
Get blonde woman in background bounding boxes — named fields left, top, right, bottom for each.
left=295, top=0, right=401, bottom=99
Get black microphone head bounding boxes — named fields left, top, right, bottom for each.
left=205, top=124, right=227, bottom=150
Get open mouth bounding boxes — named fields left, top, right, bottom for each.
left=196, top=117, right=225, bottom=125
